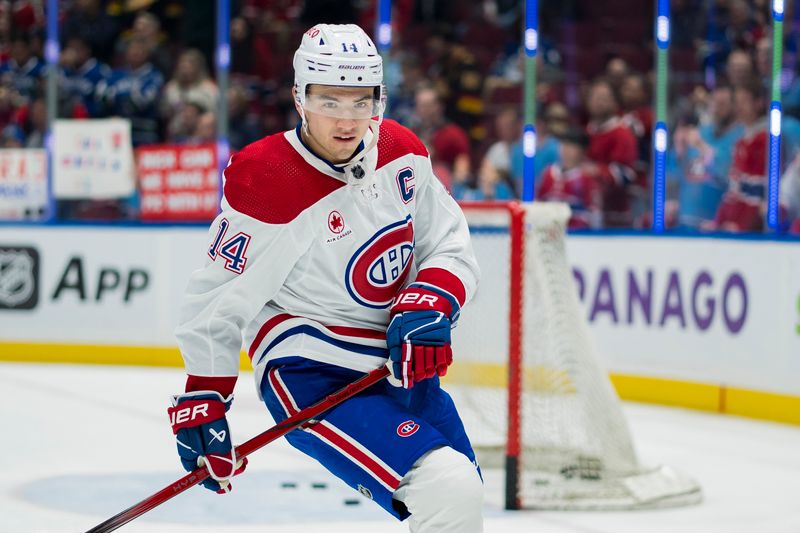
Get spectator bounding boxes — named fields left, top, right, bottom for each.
left=0, top=32, right=44, bottom=103
left=230, top=16, right=273, bottom=81
left=1, top=123, right=24, bottom=147
left=668, top=85, right=744, bottom=229
left=116, top=11, right=173, bottom=77
left=477, top=107, right=521, bottom=197
left=189, top=111, right=216, bottom=145
left=585, top=77, right=638, bottom=227
left=619, top=73, right=654, bottom=149
left=779, top=152, right=800, bottom=234
left=227, top=84, right=264, bottom=151
left=22, top=97, right=45, bottom=148
left=386, top=56, right=425, bottom=126
left=161, top=48, right=219, bottom=138
left=708, top=78, right=768, bottom=232
left=619, top=72, right=654, bottom=219
left=441, top=43, right=485, bottom=140
left=96, top=37, right=164, bottom=145
left=508, top=100, right=568, bottom=194
left=604, top=55, right=631, bottom=94
left=411, top=84, right=471, bottom=191
left=167, top=100, right=205, bottom=144
left=0, top=85, right=19, bottom=130
left=60, top=0, right=121, bottom=64
left=537, top=128, right=602, bottom=229
left=725, top=48, right=755, bottom=88
left=59, top=36, right=111, bottom=117
left=754, top=36, right=771, bottom=91
left=726, top=0, right=764, bottom=51
left=452, top=167, right=515, bottom=201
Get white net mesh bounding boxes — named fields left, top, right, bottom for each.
left=448, top=201, right=702, bottom=510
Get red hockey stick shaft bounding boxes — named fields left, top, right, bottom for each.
left=85, top=366, right=390, bottom=533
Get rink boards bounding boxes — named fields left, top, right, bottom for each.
left=0, top=224, right=798, bottom=424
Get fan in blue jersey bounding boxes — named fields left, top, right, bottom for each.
left=168, top=23, right=484, bottom=533
left=95, top=38, right=163, bottom=145
left=59, top=37, right=112, bottom=118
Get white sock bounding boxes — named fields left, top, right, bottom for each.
left=393, top=447, right=483, bottom=533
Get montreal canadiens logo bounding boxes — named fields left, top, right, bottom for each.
left=328, top=210, right=344, bottom=234
left=345, top=216, right=414, bottom=309
left=397, top=420, right=420, bottom=437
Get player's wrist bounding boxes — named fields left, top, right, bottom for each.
left=185, top=374, right=237, bottom=397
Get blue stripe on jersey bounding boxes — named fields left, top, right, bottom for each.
left=256, top=325, right=389, bottom=365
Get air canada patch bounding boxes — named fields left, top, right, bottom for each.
left=396, top=420, right=420, bottom=437
left=328, top=210, right=344, bottom=234
left=345, top=216, right=414, bottom=309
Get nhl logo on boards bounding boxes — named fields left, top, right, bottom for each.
left=0, top=246, right=39, bottom=310
left=396, top=420, right=420, bottom=437
left=328, top=210, right=345, bottom=234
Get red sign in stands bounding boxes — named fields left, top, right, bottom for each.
left=137, top=144, right=219, bottom=221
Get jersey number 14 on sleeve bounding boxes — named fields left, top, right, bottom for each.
left=208, top=218, right=252, bottom=275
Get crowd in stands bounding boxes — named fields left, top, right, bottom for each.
left=1, top=0, right=800, bottom=233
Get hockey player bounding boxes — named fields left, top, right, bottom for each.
left=167, top=24, right=484, bottom=532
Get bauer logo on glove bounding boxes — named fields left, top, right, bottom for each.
left=167, top=391, right=248, bottom=494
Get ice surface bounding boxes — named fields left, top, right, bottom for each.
left=1, top=362, right=799, bottom=533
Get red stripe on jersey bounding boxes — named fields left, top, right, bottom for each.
left=309, top=422, right=402, bottom=490
left=326, top=325, right=386, bottom=340
left=224, top=133, right=345, bottom=224
left=376, top=120, right=429, bottom=170
left=414, top=268, right=467, bottom=307
left=248, top=314, right=295, bottom=359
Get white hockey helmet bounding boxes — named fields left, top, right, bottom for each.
left=294, top=24, right=385, bottom=121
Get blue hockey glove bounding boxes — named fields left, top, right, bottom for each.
left=167, top=391, right=247, bottom=494
left=386, top=286, right=456, bottom=388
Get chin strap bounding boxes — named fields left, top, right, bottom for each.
left=342, top=119, right=381, bottom=190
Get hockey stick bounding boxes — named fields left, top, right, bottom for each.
left=86, top=366, right=390, bottom=533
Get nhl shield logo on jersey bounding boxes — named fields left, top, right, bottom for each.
left=396, top=420, right=420, bottom=437
left=328, top=210, right=345, bottom=234
left=357, top=484, right=373, bottom=499
left=396, top=167, right=415, bottom=204
left=345, top=216, right=414, bottom=309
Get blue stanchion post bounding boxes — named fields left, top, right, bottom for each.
left=44, top=0, right=59, bottom=221
left=652, top=0, right=670, bottom=233
left=767, top=0, right=784, bottom=231
left=522, top=0, right=538, bottom=203
left=376, top=0, right=392, bottom=53
left=216, top=0, right=231, bottom=204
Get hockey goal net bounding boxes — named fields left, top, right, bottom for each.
left=447, top=201, right=702, bottom=510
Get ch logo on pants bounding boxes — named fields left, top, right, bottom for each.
left=396, top=420, right=420, bottom=437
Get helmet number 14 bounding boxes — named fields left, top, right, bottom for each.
left=342, top=43, right=359, bottom=53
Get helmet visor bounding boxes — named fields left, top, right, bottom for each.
left=303, top=91, right=382, bottom=119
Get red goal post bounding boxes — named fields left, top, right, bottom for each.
left=451, top=201, right=702, bottom=510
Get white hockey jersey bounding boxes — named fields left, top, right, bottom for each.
left=175, top=120, right=480, bottom=394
